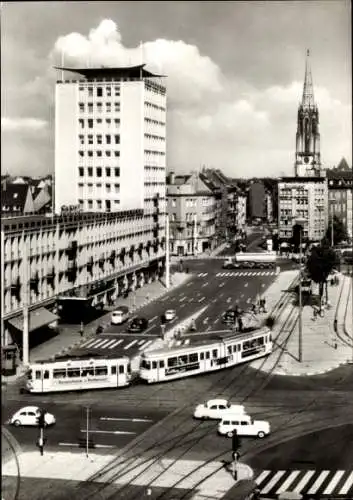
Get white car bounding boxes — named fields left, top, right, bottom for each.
left=9, top=406, right=56, bottom=427
left=218, top=414, right=270, bottom=438
left=193, top=399, right=246, bottom=420
left=164, top=309, right=176, bottom=322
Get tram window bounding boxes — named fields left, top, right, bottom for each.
left=159, top=360, right=165, bottom=368
left=95, top=366, right=108, bottom=376
left=205, top=351, right=210, bottom=359
left=189, top=353, right=198, bottom=363
left=111, top=366, right=117, bottom=375
left=119, top=365, right=125, bottom=374
left=168, top=357, right=177, bottom=367
left=200, top=352, right=204, bottom=360
left=178, top=355, right=188, bottom=365
left=28, top=370, right=33, bottom=380
left=258, top=337, right=264, bottom=345
left=53, top=369, right=66, bottom=379
left=152, top=361, right=157, bottom=369
left=141, top=360, right=151, bottom=369
left=212, top=349, right=218, bottom=358
left=67, top=368, right=80, bottom=378
left=43, top=370, right=49, bottom=379
left=81, top=368, right=94, bottom=376
left=35, top=370, right=41, bottom=380
left=227, top=346, right=232, bottom=355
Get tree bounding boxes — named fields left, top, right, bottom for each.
left=306, top=243, right=338, bottom=305
left=325, top=215, right=349, bottom=246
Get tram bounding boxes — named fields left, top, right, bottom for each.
left=139, top=327, right=272, bottom=383
left=25, top=355, right=131, bottom=393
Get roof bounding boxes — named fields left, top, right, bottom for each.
left=327, top=169, right=352, bottom=180
left=55, top=64, right=164, bottom=80
left=334, top=157, right=350, bottom=171
left=1, top=183, right=30, bottom=212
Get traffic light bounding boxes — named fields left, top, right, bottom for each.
left=232, top=430, right=241, bottom=453
left=36, top=409, right=46, bottom=428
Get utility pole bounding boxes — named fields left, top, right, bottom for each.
left=165, top=214, right=170, bottom=289
left=1, top=229, right=5, bottom=347
left=23, top=233, right=29, bottom=367
left=86, top=406, right=90, bottom=458
left=296, top=219, right=306, bottom=363
left=330, top=201, right=334, bottom=247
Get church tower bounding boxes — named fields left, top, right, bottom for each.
left=294, top=50, right=321, bottom=176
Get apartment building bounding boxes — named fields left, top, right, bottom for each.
left=166, top=172, right=218, bottom=256
left=278, top=176, right=328, bottom=241
left=327, top=168, right=353, bottom=239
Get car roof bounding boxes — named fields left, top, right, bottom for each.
left=16, top=406, right=39, bottom=412
left=166, top=309, right=175, bottom=313
left=112, top=306, right=129, bottom=313
left=206, top=399, right=229, bottom=405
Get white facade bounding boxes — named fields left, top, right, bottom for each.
left=55, top=67, right=166, bottom=216
left=278, top=177, right=328, bottom=241
left=236, top=194, right=247, bottom=229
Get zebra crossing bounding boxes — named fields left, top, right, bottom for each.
left=78, top=336, right=155, bottom=352
left=254, top=469, right=353, bottom=497
left=196, top=271, right=276, bottom=278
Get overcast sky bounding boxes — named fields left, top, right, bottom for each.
left=1, top=1, right=351, bottom=178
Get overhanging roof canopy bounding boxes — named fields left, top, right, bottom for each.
left=8, top=307, right=59, bottom=333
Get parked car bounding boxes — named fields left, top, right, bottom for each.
left=111, top=306, right=130, bottom=325
left=9, top=406, right=56, bottom=427
left=128, top=317, right=149, bottom=333
left=193, top=399, right=246, bottom=420
left=218, top=414, right=270, bottom=438
left=222, top=309, right=239, bottom=324
left=164, top=309, right=176, bottom=322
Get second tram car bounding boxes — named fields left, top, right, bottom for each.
left=139, top=327, right=272, bottom=383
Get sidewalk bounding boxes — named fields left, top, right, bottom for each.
left=2, top=272, right=191, bottom=383
left=251, top=271, right=353, bottom=376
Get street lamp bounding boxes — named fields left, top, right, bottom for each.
left=296, top=217, right=307, bottom=363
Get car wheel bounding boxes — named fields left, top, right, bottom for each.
left=13, top=420, right=21, bottom=427
left=258, top=431, right=265, bottom=438
left=227, top=431, right=234, bottom=438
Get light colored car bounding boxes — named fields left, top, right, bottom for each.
left=218, top=414, right=270, bottom=438
left=193, top=399, right=246, bottom=420
left=164, top=309, right=176, bottom=322
left=111, top=306, right=130, bottom=325
left=9, top=406, right=56, bottom=427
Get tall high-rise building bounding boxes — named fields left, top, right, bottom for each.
left=54, top=64, right=166, bottom=214
left=294, top=50, right=321, bottom=177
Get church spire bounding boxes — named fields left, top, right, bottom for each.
left=302, top=49, right=315, bottom=107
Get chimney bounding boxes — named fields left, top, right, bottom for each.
left=169, top=171, right=175, bottom=185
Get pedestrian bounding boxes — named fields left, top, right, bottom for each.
left=334, top=318, right=338, bottom=333
left=231, top=459, right=237, bottom=480
left=80, top=322, right=84, bottom=337
left=262, top=298, right=267, bottom=313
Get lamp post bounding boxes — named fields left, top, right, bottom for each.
left=296, top=217, right=306, bottom=363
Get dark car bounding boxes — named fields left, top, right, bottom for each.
left=128, top=317, right=149, bottom=333
left=222, top=309, right=238, bottom=324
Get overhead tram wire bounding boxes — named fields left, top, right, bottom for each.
left=81, top=290, right=303, bottom=500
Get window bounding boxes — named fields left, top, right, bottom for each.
left=205, top=351, right=210, bottom=359
left=114, top=86, right=120, bottom=96
left=97, top=118, right=102, bottom=124
left=79, top=151, right=84, bottom=157
left=79, top=167, right=84, bottom=177
left=96, top=167, right=102, bottom=177
left=189, top=353, right=198, bottom=363
left=114, top=167, right=120, bottom=177
left=79, top=135, right=84, bottom=145
left=152, top=361, right=157, bottom=369
left=79, top=119, right=84, bottom=129
left=44, top=370, right=49, bottom=379
left=200, top=352, right=204, bottom=360
left=106, top=199, right=111, bottom=211
left=35, top=370, right=41, bottom=380
left=97, top=87, right=103, bottom=97
left=79, top=103, right=84, bottom=112
left=81, top=367, right=94, bottom=377
left=88, top=135, right=93, bottom=145
left=97, top=135, right=102, bottom=144
left=106, top=87, right=111, bottom=97
left=106, top=103, right=111, bottom=112
left=106, top=118, right=111, bottom=126
left=97, top=200, right=102, bottom=210
left=97, top=103, right=102, bottom=113
left=106, top=184, right=111, bottom=193
left=114, top=184, right=120, bottom=193
left=67, top=368, right=80, bottom=378
left=106, top=135, right=111, bottom=145
left=106, top=167, right=111, bottom=177
left=159, top=360, right=165, bottom=368
left=111, top=366, right=116, bottom=375
left=88, top=167, right=93, bottom=177
left=88, top=119, right=93, bottom=128
left=119, top=365, right=124, bottom=374
left=114, top=102, right=120, bottom=112
left=106, top=151, right=111, bottom=157
left=97, top=150, right=102, bottom=157
left=53, top=369, right=66, bottom=379
left=95, top=366, right=108, bottom=376
left=114, top=118, right=120, bottom=125
left=114, top=151, right=120, bottom=157
left=87, top=183, right=93, bottom=193
left=114, top=135, right=120, bottom=144
left=88, top=200, right=93, bottom=209
left=88, top=103, right=93, bottom=113
left=212, top=349, right=218, bottom=358
left=88, top=86, right=93, bottom=97
left=87, top=151, right=93, bottom=157
left=168, top=357, right=177, bottom=368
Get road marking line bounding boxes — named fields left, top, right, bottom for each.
left=59, top=442, right=114, bottom=448
left=80, top=429, right=136, bottom=435
left=80, top=339, right=96, bottom=347
left=261, top=471, right=286, bottom=494
left=244, top=282, right=248, bottom=287
left=198, top=297, right=205, bottom=302
left=213, top=319, right=218, bottom=324
left=276, top=470, right=301, bottom=494
left=307, top=470, right=330, bottom=494
left=88, top=339, right=108, bottom=349
left=137, top=339, right=145, bottom=345
left=108, top=339, right=124, bottom=349
left=201, top=281, right=209, bottom=288
left=180, top=296, right=187, bottom=302
left=102, top=339, right=119, bottom=348
left=206, top=326, right=211, bottom=331
left=323, top=470, right=345, bottom=494
left=124, top=339, right=138, bottom=350
left=97, top=339, right=115, bottom=349
left=340, top=471, right=353, bottom=494
left=139, top=340, right=153, bottom=350
left=100, top=417, right=153, bottom=423
left=184, top=339, right=190, bottom=345
left=82, top=339, right=101, bottom=348
left=144, top=325, right=155, bottom=334
left=255, top=470, right=271, bottom=485
left=150, top=316, right=158, bottom=322
left=293, top=470, right=315, bottom=492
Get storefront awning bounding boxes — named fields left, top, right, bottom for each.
left=8, top=307, right=59, bottom=333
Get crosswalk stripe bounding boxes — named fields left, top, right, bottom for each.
left=276, top=470, right=301, bottom=494
left=340, top=471, right=353, bottom=494
left=81, top=338, right=99, bottom=348
left=184, top=339, right=190, bottom=345
left=88, top=339, right=106, bottom=348
left=307, top=470, right=330, bottom=494
left=103, top=339, right=119, bottom=348
left=255, top=470, right=271, bottom=485
left=97, top=339, right=115, bottom=349
left=108, top=339, right=124, bottom=349
left=261, top=471, right=286, bottom=494
left=139, top=340, right=153, bottom=350
left=323, top=470, right=345, bottom=494
left=137, top=340, right=145, bottom=345
left=124, top=339, right=138, bottom=350
left=293, top=470, right=315, bottom=492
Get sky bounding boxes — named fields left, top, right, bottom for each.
left=1, top=1, right=351, bottom=179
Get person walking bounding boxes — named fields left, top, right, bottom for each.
left=80, top=321, right=84, bottom=338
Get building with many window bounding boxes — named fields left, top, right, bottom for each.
left=327, top=166, right=353, bottom=239
left=166, top=172, right=218, bottom=256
